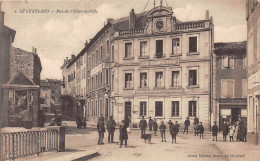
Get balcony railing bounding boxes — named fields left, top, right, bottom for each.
left=119, top=28, right=145, bottom=37
left=174, top=20, right=209, bottom=31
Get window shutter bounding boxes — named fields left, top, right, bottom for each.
left=227, top=80, right=234, bottom=98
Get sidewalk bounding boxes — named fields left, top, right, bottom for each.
left=212, top=133, right=260, bottom=161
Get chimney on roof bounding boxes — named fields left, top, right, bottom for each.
left=129, top=9, right=136, bottom=29
left=66, top=57, right=68, bottom=61
left=71, top=54, right=75, bottom=59
left=85, top=40, right=88, bottom=47
left=0, top=0, right=4, bottom=25
left=205, top=10, right=209, bottom=20
left=32, top=46, right=37, bottom=54
left=107, top=18, right=114, bottom=24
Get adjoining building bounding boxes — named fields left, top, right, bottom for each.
left=109, top=5, right=214, bottom=129
left=0, top=1, right=16, bottom=127
left=213, top=42, right=247, bottom=131
left=40, top=79, right=62, bottom=113
left=246, top=0, right=260, bottom=145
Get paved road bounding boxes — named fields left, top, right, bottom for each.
left=60, top=120, right=260, bottom=161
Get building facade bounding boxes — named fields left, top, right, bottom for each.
left=61, top=5, right=215, bottom=128
left=213, top=42, right=247, bottom=130
left=110, top=6, right=214, bottom=129
left=246, top=0, right=260, bottom=144
left=40, top=79, right=62, bottom=113
left=0, top=2, right=16, bottom=126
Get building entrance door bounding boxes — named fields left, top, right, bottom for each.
left=231, top=108, right=241, bottom=126
left=125, top=102, right=131, bottom=120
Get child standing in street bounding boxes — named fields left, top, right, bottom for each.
left=153, top=118, right=158, bottom=136
left=229, top=125, right=235, bottom=142
left=159, top=121, right=166, bottom=142
left=198, top=122, right=204, bottom=139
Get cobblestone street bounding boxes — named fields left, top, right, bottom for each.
left=61, top=120, right=260, bottom=161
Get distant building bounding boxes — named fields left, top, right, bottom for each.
left=246, top=0, right=260, bottom=145
left=40, top=79, right=62, bottom=113
left=213, top=41, right=247, bottom=130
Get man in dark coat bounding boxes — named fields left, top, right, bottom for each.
left=153, top=118, right=158, bottom=136
left=76, top=116, right=82, bottom=129
left=183, top=117, right=190, bottom=134
left=38, top=110, right=45, bottom=127
left=168, top=120, right=174, bottom=130
left=97, top=117, right=105, bottom=145
left=170, top=123, right=178, bottom=144
left=193, top=117, right=199, bottom=136
left=212, top=121, right=218, bottom=141
left=175, top=121, right=180, bottom=134
left=241, top=123, right=247, bottom=142
left=222, top=121, right=229, bottom=141
left=159, top=121, right=166, bottom=142
left=198, top=122, right=204, bottom=139
left=148, top=117, right=153, bottom=131
left=139, top=116, right=147, bottom=138
left=119, top=120, right=128, bottom=148
left=107, top=116, right=116, bottom=143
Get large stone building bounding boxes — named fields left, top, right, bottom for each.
left=0, top=1, right=42, bottom=127
left=213, top=42, right=247, bottom=130
left=109, top=6, right=214, bottom=129
left=61, top=4, right=215, bottom=128
left=40, top=79, right=62, bottom=113
left=10, top=47, right=42, bottom=85
left=0, top=1, right=16, bottom=126
left=246, top=0, right=260, bottom=144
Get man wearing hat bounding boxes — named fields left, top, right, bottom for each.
left=107, top=116, right=116, bottom=143
left=212, top=121, right=218, bottom=141
left=139, top=116, right=147, bottom=138
left=183, top=117, right=190, bottom=134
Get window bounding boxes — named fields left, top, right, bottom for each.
left=112, top=45, right=114, bottom=61
left=95, top=100, right=98, bottom=116
left=96, top=75, right=98, bottom=89
left=172, top=38, right=181, bottom=55
left=155, top=72, right=164, bottom=87
left=156, top=40, right=163, bottom=58
left=125, top=73, right=133, bottom=88
left=189, top=36, right=197, bottom=53
left=111, top=73, right=114, bottom=90
left=100, top=46, right=103, bottom=61
left=221, top=80, right=234, bottom=98
left=140, top=41, right=147, bottom=57
left=100, top=99, right=103, bottom=116
left=242, top=79, right=248, bottom=98
left=188, top=70, right=197, bottom=86
left=155, top=101, right=163, bottom=117
left=92, top=53, right=94, bottom=68
left=189, top=101, right=197, bottom=117
left=125, top=43, right=132, bottom=58
left=172, top=71, right=180, bottom=87
left=96, top=50, right=98, bottom=65
left=106, top=40, right=109, bottom=54
left=106, top=69, right=109, bottom=84
left=140, top=72, right=147, bottom=88
left=91, top=101, right=94, bottom=116
left=91, top=77, right=94, bottom=90
left=100, top=72, right=103, bottom=87
left=171, top=101, right=179, bottom=117
left=222, top=56, right=234, bottom=69
left=140, top=102, right=147, bottom=116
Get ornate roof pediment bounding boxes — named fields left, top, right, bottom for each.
left=146, top=6, right=173, bottom=18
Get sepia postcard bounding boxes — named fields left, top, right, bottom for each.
left=0, top=0, right=259, bottom=162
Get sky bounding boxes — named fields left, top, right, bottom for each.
left=1, top=0, right=247, bottom=80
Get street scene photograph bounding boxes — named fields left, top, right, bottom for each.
left=0, top=0, right=260, bottom=161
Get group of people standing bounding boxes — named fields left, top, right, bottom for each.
left=97, top=115, right=130, bottom=148
left=139, top=116, right=180, bottom=143
left=212, top=119, right=247, bottom=142
left=183, top=117, right=204, bottom=138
